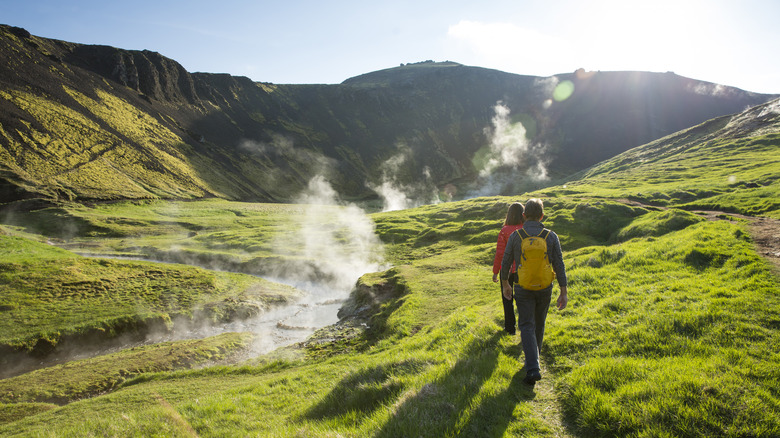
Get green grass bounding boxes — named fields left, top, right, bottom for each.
left=556, top=132, right=780, bottom=219
left=0, top=120, right=779, bottom=435
left=1, top=312, right=560, bottom=437
left=0, top=332, right=254, bottom=406
left=550, top=219, right=780, bottom=436
left=0, top=230, right=302, bottom=354
left=2, top=192, right=777, bottom=436
left=3, top=199, right=378, bottom=278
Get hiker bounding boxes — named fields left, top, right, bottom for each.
left=492, top=202, right=525, bottom=335
left=501, top=198, right=568, bottom=386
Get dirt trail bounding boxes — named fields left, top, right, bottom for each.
left=617, top=199, right=780, bottom=274
left=744, top=215, right=780, bottom=274
left=689, top=209, right=780, bottom=273
left=533, top=361, right=574, bottom=437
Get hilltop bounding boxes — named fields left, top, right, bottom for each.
left=1, top=25, right=776, bottom=207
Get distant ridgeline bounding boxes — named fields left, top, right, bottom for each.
left=0, top=24, right=777, bottom=205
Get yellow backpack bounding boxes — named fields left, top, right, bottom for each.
left=516, top=228, right=555, bottom=290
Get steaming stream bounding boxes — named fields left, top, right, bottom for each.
left=1, top=261, right=355, bottom=380
left=5, top=176, right=387, bottom=379
left=149, top=276, right=349, bottom=353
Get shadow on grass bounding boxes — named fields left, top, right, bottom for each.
left=454, top=370, right=538, bottom=438
left=301, top=359, right=431, bottom=420
left=300, top=331, right=572, bottom=436
left=373, top=333, right=531, bottom=438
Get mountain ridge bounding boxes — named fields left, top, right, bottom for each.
left=1, top=24, right=777, bottom=206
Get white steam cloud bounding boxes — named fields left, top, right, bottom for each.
left=690, top=82, right=732, bottom=97
left=468, top=102, right=551, bottom=197
left=285, top=174, right=386, bottom=292
left=368, top=149, right=441, bottom=212
left=238, top=133, right=294, bottom=155
left=481, top=102, right=550, bottom=181
left=480, top=103, right=529, bottom=177
left=535, top=76, right=560, bottom=110
left=240, top=174, right=388, bottom=355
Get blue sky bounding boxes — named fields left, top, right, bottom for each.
left=3, top=0, right=778, bottom=93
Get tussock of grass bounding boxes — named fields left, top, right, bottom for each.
left=615, top=208, right=704, bottom=241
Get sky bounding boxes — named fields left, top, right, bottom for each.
left=2, top=0, right=778, bottom=94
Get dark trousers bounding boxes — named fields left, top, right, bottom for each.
left=501, top=271, right=518, bottom=333
left=515, top=285, right=552, bottom=373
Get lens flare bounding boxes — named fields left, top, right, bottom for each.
left=553, top=80, right=575, bottom=101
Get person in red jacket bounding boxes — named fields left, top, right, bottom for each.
left=492, top=202, right=524, bottom=334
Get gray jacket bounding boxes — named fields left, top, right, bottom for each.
left=500, top=220, right=567, bottom=288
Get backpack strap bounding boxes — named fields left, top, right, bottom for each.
left=540, top=229, right=551, bottom=262
left=518, top=228, right=548, bottom=239
left=516, top=229, right=528, bottom=261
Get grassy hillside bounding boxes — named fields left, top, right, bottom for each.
left=1, top=96, right=779, bottom=436
left=1, top=25, right=776, bottom=205
left=560, top=98, right=780, bottom=219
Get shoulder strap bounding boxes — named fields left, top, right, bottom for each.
left=518, top=228, right=529, bottom=239
left=540, top=229, right=552, bottom=262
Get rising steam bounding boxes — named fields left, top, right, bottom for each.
left=368, top=149, right=441, bottom=212
left=479, top=103, right=529, bottom=177
left=248, top=174, right=388, bottom=355
left=280, top=174, right=386, bottom=292
left=469, top=102, right=550, bottom=197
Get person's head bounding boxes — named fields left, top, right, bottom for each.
left=524, top=198, right=544, bottom=221
left=504, top=202, right=524, bottom=226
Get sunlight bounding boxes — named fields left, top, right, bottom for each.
left=552, top=80, right=575, bottom=101
left=575, top=0, right=699, bottom=71
left=446, top=0, right=715, bottom=79
left=447, top=20, right=572, bottom=74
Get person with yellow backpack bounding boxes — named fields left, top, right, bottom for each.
left=501, top=198, right=568, bottom=386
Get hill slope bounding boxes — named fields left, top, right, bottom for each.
left=1, top=25, right=776, bottom=206
left=561, top=97, right=780, bottom=218
left=0, top=93, right=778, bottom=436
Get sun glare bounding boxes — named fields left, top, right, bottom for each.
left=446, top=0, right=721, bottom=81
left=577, top=0, right=702, bottom=71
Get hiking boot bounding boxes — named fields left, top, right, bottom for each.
left=523, top=369, right=542, bottom=386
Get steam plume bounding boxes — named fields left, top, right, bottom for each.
left=368, top=149, right=441, bottom=212
left=479, top=103, right=529, bottom=177
left=469, top=102, right=550, bottom=197
left=283, top=174, right=386, bottom=292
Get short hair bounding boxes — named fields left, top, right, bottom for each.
left=504, top=202, right=524, bottom=226
left=524, top=198, right=544, bottom=221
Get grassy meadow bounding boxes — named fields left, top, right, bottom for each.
left=0, top=229, right=302, bottom=357
left=1, top=113, right=779, bottom=436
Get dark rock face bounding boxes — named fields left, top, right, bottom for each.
left=0, top=25, right=777, bottom=204
left=64, top=45, right=199, bottom=103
